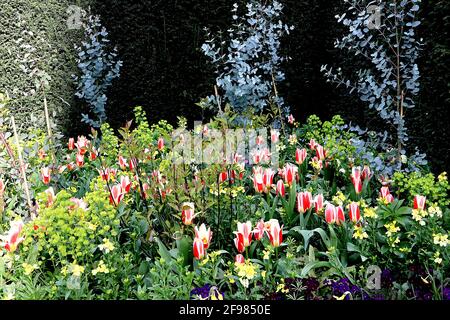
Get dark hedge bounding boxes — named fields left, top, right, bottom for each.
left=70, top=0, right=448, bottom=173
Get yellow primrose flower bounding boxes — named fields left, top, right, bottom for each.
left=288, top=134, right=298, bottom=145
left=434, top=252, right=442, bottom=265
left=332, top=191, right=346, bottom=206
left=353, top=225, right=368, bottom=240
left=363, top=207, right=378, bottom=219
left=438, top=172, right=447, bottom=182
left=428, top=206, right=443, bottom=218
left=22, top=263, right=38, bottom=276
left=69, top=263, right=85, bottom=277
left=92, top=260, right=109, bottom=275
left=263, top=250, right=271, bottom=260
left=433, top=234, right=449, bottom=247
left=384, top=221, right=400, bottom=237
left=261, top=270, right=266, bottom=279
left=276, top=144, right=286, bottom=152
left=98, top=238, right=115, bottom=253
left=235, top=261, right=258, bottom=280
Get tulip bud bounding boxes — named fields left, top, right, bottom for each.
left=193, top=237, right=205, bottom=260
left=276, top=180, right=285, bottom=197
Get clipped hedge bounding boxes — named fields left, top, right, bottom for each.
left=0, top=0, right=91, bottom=132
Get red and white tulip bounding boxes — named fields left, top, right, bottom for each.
left=41, top=167, right=51, bottom=185
left=297, top=191, right=313, bottom=213
left=296, top=148, right=307, bottom=165
left=181, top=202, right=196, bottom=226
left=195, top=224, right=212, bottom=250
left=0, top=220, right=25, bottom=252
left=193, top=237, right=205, bottom=260
left=413, top=195, right=426, bottom=211
left=349, top=202, right=361, bottom=223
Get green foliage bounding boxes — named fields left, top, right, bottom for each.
left=393, top=171, right=450, bottom=207
left=23, top=179, right=120, bottom=264
left=0, top=0, right=92, bottom=132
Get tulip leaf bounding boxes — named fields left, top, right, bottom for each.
left=301, top=261, right=332, bottom=277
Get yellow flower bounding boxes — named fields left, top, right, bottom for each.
left=69, top=263, right=85, bottom=277
left=434, top=252, right=442, bottom=265
left=353, top=225, right=368, bottom=240
left=261, top=270, right=266, bottom=279
left=276, top=281, right=289, bottom=294
left=98, top=238, right=115, bottom=253
left=433, top=234, right=449, bottom=247
left=334, top=292, right=351, bottom=300
left=438, top=172, right=447, bottom=182
left=235, top=261, right=258, bottom=280
left=428, top=206, right=443, bottom=218
left=332, top=191, right=346, bottom=206
left=263, top=249, right=271, bottom=260
left=288, top=134, right=298, bottom=145
left=384, top=221, right=400, bottom=237
left=363, top=207, right=378, bottom=219
left=22, top=263, right=38, bottom=276
left=92, top=260, right=109, bottom=275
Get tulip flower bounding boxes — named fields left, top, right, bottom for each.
left=75, top=136, right=89, bottom=155
left=295, top=148, right=307, bottom=165
left=68, top=138, right=75, bottom=150
left=308, top=139, right=318, bottom=150
left=262, top=168, right=275, bottom=189
left=361, top=165, right=372, bottom=181
left=0, top=220, right=25, bottom=252
left=256, top=135, right=264, bottom=146
left=194, top=224, right=212, bottom=250
left=297, top=191, right=313, bottom=214
left=69, top=198, right=88, bottom=211
left=110, top=184, right=124, bottom=205
left=325, top=204, right=345, bottom=225
left=253, top=220, right=265, bottom=241
left=349, top=202, right=361, bottom=223
left=44, top=187, right=56, bottom=207
left=98, top=168, right=110, bottom=181
left=129, top=158, right=137, bottom=171
left=266, top=219, right=283, bottom=247
left=41, top=167, right=51, bottom=185
left=193, top=237, right=205, bottom=260
left=315, top=144, right=326, bottom=160
left=281, top=163, right=298, bottom=186
left=219, top=171, right=229, bottom=184
left=67, top=162, right=75, bottom=171
left=0, top=179, right=5, bottom=196
left=271, top=130, right=280, bottom=144
left=288, top=114, right=295, bottom=124
left=76, top=153, right=84, bottom=167
left=314, top=194, right=324, bottom=214
left=234, top=221, right=253, bottom=253
left=235, top=254, right=245, bottom=265
left=120, top=175, right=132, bottom=193
left=276, top=180, right=285, bottom=197
left=350, top=167, right=363, bottom=194
left=413, top=195, right=426, bottom=211
left=325, top=204, right=337, bottom=224
left=181, top=202, right=196, bottom=226
left=380, top=186, right=394, bottom=203
left=118, top=156, right=127, bottom=170
left=336, top=206, right=345, bottom=225
left=89, top=149, right=98, bottom=161
left=157, top=137, right=165, bottom=151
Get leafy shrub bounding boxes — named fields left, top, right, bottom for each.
left=0, top=0, right=92, bottom=132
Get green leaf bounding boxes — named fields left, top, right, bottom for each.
left=301, top=261, right=332, bottom=277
